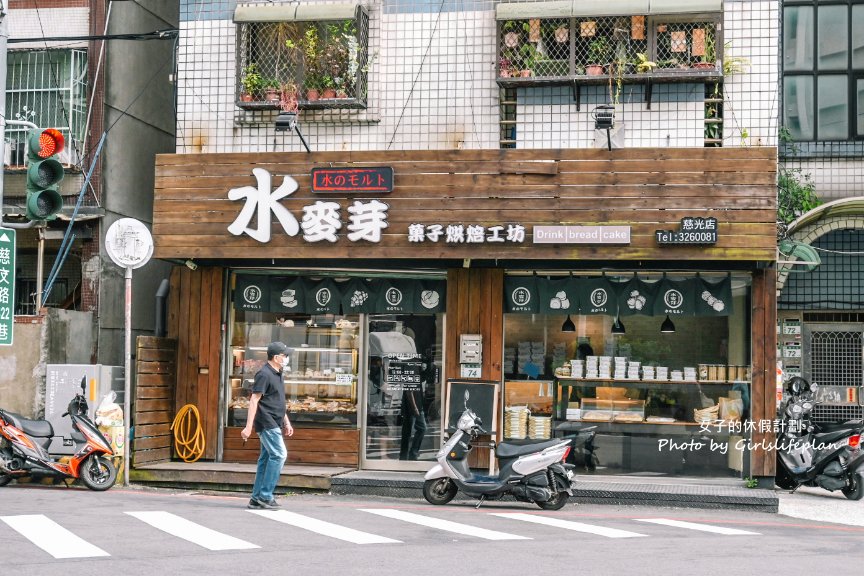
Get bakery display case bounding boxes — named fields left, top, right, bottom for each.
left=227, top=319, right=361, bottom=427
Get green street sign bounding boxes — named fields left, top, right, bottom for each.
left=0, top=227, right=15, bottom=346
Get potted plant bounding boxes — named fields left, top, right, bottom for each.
left=279, top=81, right=299, bottom=113
left=586, top=36, right=610, bottom=76
left=240, top=63, right=264, bottom=101
left=518, top=42, right=538, bottom=77
left=694, top=29, right=716, bottom=70
left=262, top=78, right=280, bottom=103
left=634, top=53, right=657, bottom=74
left=321, top=75, right=337, bottom=99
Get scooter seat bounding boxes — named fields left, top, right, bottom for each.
left=496, top=439, right=567, bottom=459
left=816, top=420, right=862, bottom=433
left=1, top=411, right=54, bottom=438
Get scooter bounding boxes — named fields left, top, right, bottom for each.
left=0, top=376, right=117, bottom=490
left=423, top=391, right=575, bottom=510
left=775, top=377, right=864, bottom=500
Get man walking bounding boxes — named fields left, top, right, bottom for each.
left=241, top=341, right=294, bottom=509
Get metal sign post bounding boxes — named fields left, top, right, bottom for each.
left=105, top=218, right=153, bottom=486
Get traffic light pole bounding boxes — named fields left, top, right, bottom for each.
left=0, top=4, right=39, bottom=229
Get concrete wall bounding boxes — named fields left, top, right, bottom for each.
left=0, top=320, right=42, bottom=416
left=98, top=0, right=180, bottom=367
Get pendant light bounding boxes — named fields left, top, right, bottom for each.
left=611, top=317, right=626, bottom=335
left=561, top=314, right=576, bottom=332
left=660, top=315, right=676, bottom=333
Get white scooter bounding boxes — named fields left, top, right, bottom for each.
left=423, top=391, right=574, bottom=510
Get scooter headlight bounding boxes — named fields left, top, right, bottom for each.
left=457, top=412, right=474, bottom=431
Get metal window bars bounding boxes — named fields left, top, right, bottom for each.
left=496, top=16, right=720, bottom=80
left=235, top=10, right=369, bottom=111
left=4, top=49, right=87, bottom=168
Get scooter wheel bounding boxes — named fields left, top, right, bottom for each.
left=537, top=491, right=569, bottom=511
left=842, top=473, right=864, bottom=501
left=423, top=478, right=457, bottom=505
left=0, top=473, right=12, bottom=487
left=79, top=455, right=117, bottom=491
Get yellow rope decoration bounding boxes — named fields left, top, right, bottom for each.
left=170, top=404, right=206, bottom=463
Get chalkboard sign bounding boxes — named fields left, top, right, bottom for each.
left=384, top=359, right=423, bottom=392
left=445, top=379, right=499, bottom=434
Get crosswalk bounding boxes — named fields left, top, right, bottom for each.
left=0, top=507, right=762, bottom=560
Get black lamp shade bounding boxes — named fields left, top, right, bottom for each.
left=561, top=314, right=576, bottom=332
left=593, top=105, right=615, bottom=130
left=611, top=317, right=625, bottom=335
left=660, top=315, right=676, bottom=333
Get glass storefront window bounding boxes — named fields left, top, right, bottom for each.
left=228, top=310, right=360, bottom=427
left=503, top=273, right=752, bottom=478
left=363, top=313, right=444, bottom=467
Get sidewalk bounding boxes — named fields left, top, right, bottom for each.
left=130, top=462, right=779, bottom=512
left=330, top=471, right=779, bottom=513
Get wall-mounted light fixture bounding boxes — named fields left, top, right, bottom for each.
left=184, top=259, right=198, bottom=271
left=660, top=315, right=676, bottom=333
left=275, top=111, right=311, bottom=153
left=561, top=314, right=576, bottom=332
left=611, top=317, right=626, bottom=335
left=592, top=104, right=615, bottom=151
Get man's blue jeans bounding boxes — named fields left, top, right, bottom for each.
left=251, top=427, right=286, bottom=502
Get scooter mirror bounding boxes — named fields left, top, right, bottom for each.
left=80, top=376, right=86, bottom=393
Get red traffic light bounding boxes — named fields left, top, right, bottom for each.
left=33, top=128, right=65, bottom=158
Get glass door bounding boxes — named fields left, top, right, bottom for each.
left=361, top=313, right=444, bottom=471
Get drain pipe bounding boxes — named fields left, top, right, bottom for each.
left=154, top=278, right=169, bottom=337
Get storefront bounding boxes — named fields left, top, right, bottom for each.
left=152, top=147, right=778, bottom=479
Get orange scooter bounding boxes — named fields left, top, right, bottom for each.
left=0, top=376, right=117, bottom=490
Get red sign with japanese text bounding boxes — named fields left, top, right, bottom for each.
left=311, top=167, right=394, bottom=193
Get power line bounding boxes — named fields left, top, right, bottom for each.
left=9, top=29, right=178, bottom=44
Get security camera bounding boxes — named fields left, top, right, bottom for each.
left=184, top=259, right=198, bottom=271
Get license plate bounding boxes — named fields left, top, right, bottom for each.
left=566, top=470, right=574, bottom=480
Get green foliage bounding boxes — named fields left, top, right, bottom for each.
left=634, top=53, right=657, bottom=73
left=778, top=168, right=821, bottom=224
left=587, top=36, right=611, bottom=64
left=744, top=477, right=759, bottom=489
left=723, top=42, right=749, bottom=76
left=240, top=64, right=264, bottom=95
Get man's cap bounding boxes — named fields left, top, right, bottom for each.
left=267, top=341, right=289, bottom=358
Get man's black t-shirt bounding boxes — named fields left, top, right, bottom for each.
left=251, top=362, right=286, bottom=432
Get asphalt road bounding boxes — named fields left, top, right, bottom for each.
left=1, top=484, right=863, bottom=575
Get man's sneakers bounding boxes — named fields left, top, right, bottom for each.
left=248, top=496, right=281, bottom=509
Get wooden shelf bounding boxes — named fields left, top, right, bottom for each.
left=556, top=377, right=749, bottom=386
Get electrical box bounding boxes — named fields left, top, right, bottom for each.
left=459, top=334, right=482, bottom=364
left=45, top=364, right=125, bottom=455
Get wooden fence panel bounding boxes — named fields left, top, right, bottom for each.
left=133, top=336, right=177, bottom=467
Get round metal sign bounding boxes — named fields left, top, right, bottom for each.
left=105, top=218, right=154, bottom=269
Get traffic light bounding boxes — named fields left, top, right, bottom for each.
left=25, top=128, right=65, bottom=221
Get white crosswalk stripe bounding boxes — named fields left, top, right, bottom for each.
left=249, top=509, right=401, bottom=544
left=634, top=518, right=761, bottom=535
left=360, top=508, right=530, bottom=540
left=0, top=514, right=110, bottom=559
left=491, top=512, right=648, bottom=538
left=125, top=511, right=259, bottom=550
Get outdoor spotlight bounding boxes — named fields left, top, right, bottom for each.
left=561, top=314, right=576, bottom=333
left=611, top=317, right=626, bottom=335
left=660, top=315, right=676, bottom=334
left=184, top=259, right=198, bottom=271
left=274, top=111, right=298, bottom=132
left=592, top=104, right=615, bottom=130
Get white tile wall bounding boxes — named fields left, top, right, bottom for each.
left=8, top=8, right=90, bottom=49
left=176, top=0, right=780, bottom=153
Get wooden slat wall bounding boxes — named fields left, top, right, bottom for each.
left=446, top=269, right=505, bottom=468
left=153, top=148, right=777, bottom=262
left=167, top=266, right=224, bottom=460
left=750, top=267, right=778, bottom=477
left=133, top=336, right=176, bottom=466
left=222, top=426, right=360, bottom=466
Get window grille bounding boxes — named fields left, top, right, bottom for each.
left=235, top=9, right=369, bottom=111
left=806, top=329, right=863, bottom=388
left=4, top=49, right=87, bottom=168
